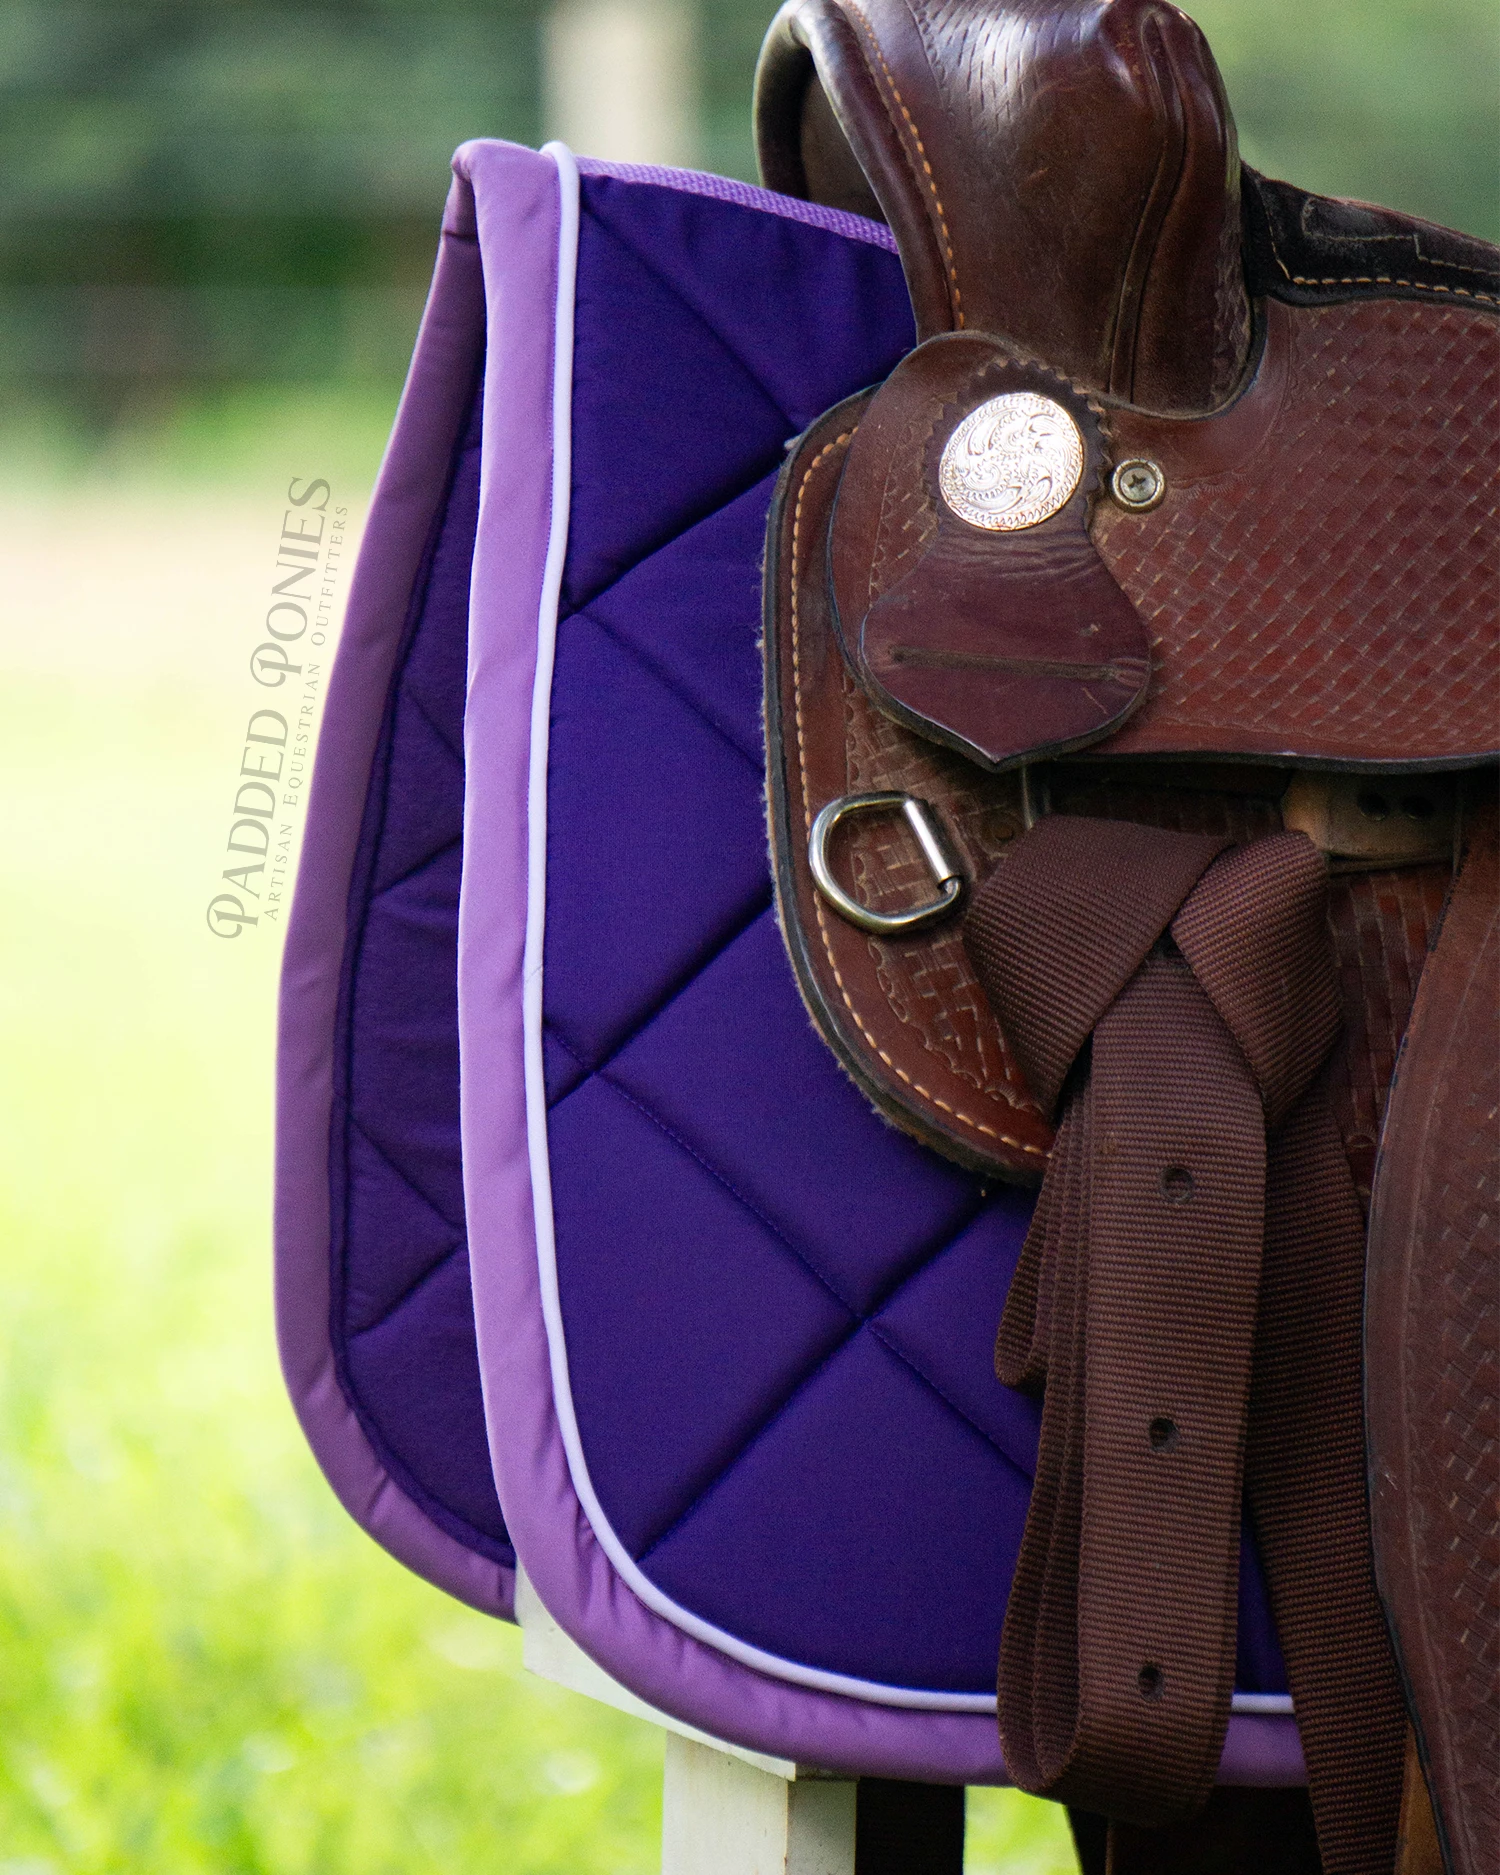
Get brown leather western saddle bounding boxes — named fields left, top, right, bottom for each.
left=754, top=3, right=1499, bottom=1871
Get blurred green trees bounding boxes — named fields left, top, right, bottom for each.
left=0, top=0, right=1494, bottom=400
left=0, top=3, right=542, bottom=392
left=1188, top=0, right=1499, bottom=241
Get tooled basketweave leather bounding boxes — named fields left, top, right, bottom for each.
left=754, top=0, right=1499, bottom=1869
left=770, top=293, right=1495, bottom=1176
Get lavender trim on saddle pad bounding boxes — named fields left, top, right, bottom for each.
left=573, top=156, right=901, bottom=250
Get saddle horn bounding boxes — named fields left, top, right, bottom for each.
left=755, top=0, right=1251, bottom=414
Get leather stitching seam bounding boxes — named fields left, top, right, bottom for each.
left=1287, top=278, right=1498, bottom=304
left=1261, top=217, right=1498, bottom=305
left=789, top=435, right=1045, bottom=1159
left=841, top=0, right=964, bottom=326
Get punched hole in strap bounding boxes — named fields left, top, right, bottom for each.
left=1138, top=1664, right=1167, bottom=1701
left=1148, top=1416, right=1179, bottom=1453
left=1160, top=1164, right=1195, bottom=1204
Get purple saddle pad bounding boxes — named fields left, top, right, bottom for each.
left=276, top=139, right=1303, bottom=1783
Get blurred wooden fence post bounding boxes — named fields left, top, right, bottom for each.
left=661, top=1735, right=857, bottom=1875
left=516, top=1570, right=969, bottom=1872
left=543, top=0, right=698, bottom=167
left=517, top=1568, right=857, bottom=1872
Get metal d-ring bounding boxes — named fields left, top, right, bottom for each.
left=808, top=792, right=966, bottom=936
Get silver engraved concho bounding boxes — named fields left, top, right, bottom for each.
left=937, top=392, right=1085, bottom=532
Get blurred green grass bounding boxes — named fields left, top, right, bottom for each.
left=0, top=387, right=405, bottom=494
left=0, top=393, right=1077, bottom=1870
left=0, top=655, right=669, bottom=1872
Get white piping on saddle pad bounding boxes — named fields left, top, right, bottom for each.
left=520, top=141, right=1292, bottom=1725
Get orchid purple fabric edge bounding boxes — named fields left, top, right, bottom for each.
left=273, top=161, right=513, bottom=1622
left=574, top=155, right=900, bottom=251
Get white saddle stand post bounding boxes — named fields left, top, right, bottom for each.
left=516, top=1570, right=859, bottom=1873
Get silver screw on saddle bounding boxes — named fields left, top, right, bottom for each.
left=1110, top=458, right=1167, bottom=512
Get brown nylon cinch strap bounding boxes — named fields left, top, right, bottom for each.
left=965, top=817, right=1405, bottom=1868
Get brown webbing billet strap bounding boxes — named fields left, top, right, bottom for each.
left=1251, top=1091, right=1407, bottom=1871
left=965, top=816, right=1404, bottom=1868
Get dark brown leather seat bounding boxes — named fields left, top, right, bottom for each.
left=754, top=4, right=1498, bottom=1871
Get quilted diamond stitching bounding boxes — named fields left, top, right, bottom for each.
left=586, top=207, right=801, bottom=435
left=555, top=459, right=777, bottom=624
left=635, top=1274, right=1024, bottom=1568
left=533, top=242, right=1027, bottom=1568
left=545, top=890, right=773, bottom=1083
left=340, top=380, right=791, bottom=1559
left=555, top=1019, right=990, bottom=1294
left=345, top=1117, right=466, bottom=1326
left=325, top=379, right=508, bottom=1563
left=368, top=832, right=462, bottom=907
left=542, top=672, right=772, bottom=1070
left=349, top=1241, right=465, bottom=1345
left=590, top=1066, right=860, bottom=1315
left=634, top=1319, right=874, bottom=1560
left=558, top=187, right=806, bottom=633
left=567, top=602, right=763, bottom=773
left=396, top=683, right=464, bottom=768
left=559, top=453, right=791, bottom=622
left=865, top=1321, right=1031, bottom=1487
left=561, top=1060, right=1006, bottom=1549
left=338, top=187, right=928, bottom=1607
